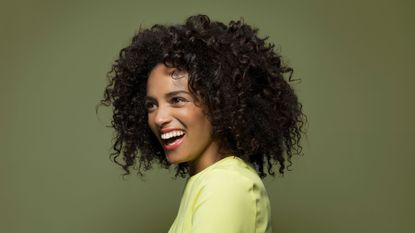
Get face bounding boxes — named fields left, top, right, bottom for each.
left=145, top=64, right=223, bottom=175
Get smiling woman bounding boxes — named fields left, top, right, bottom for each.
left=145, top=64, right=221, bottom=174
left=98, top=14, right=306, bottom=233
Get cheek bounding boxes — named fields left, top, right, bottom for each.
left=188, top=113, right=212, bottom=135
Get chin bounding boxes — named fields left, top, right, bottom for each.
left=167, top=159, right=180, bottom=165
left=164, top=154, right=184, bottom=164
left=165, top=153, right=191, bottom=165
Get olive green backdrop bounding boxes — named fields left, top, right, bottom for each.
left=1, top=0, right=414, bottom=232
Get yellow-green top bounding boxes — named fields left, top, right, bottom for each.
left=168, top=156, right=272, bottom=233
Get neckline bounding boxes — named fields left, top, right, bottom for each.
left=187, top=155, right=238, bottom=181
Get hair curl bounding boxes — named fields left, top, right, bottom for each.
left=98, top=14, right=307, bottom=179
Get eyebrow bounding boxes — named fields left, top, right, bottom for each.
left=145, top=90, right=191, bottom=101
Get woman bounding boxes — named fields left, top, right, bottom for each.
left=99, top=14, right=306, bottom=233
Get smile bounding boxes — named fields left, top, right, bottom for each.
left=161, top=130, right=185, bottom=139
left=163, top=134, right=185, bottom=150
left=160, top=129, right=186, bottom=151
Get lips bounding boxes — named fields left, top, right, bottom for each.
left=159, top=128, right=186, bottom=151
left=163, top=134, right=185, bottom=150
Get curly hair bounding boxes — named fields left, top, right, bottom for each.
left=98, top=14, right=307, bottom=179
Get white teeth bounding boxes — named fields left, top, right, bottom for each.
left=161, top=130, right=185, bottom=139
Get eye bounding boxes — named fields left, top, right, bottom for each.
left=145, top=101, right=157, bottom=112
left=171, top=96, right=187, bottom=105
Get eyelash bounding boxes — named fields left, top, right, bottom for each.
left=145, top=102, right=156, bottom=110
left=171, top=96, right=186, bottom=104
left=145, top=97, right=187, bottom=111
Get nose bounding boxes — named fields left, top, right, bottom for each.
left=153, top=105, right=172, bottom=128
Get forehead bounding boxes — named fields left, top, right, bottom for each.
left=146, top=64, right=188, bottom=96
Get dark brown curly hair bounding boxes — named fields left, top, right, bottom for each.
left=98, top=14, right=307, bottom=179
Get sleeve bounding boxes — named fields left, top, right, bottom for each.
left=190, top=170, right=256, bottom=233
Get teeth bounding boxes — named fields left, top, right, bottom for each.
left=161, top=130, right=185, bottom=139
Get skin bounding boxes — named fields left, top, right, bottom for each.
left=145, top=64, right=229, bottom=176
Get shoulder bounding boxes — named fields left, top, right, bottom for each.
left=186, top=157, right=272, bottom=232
left=192, top=168, right=257, bottom=215
left=196, top=157, right=264, bottom=192
left=191, top=167, right=261, bottom=205
left=202, top=168, right=254, bottom=192
left=188, top=156, right=269, bottom=201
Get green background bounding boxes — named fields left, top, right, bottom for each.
left=1, top=0, right=414, bottom=232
